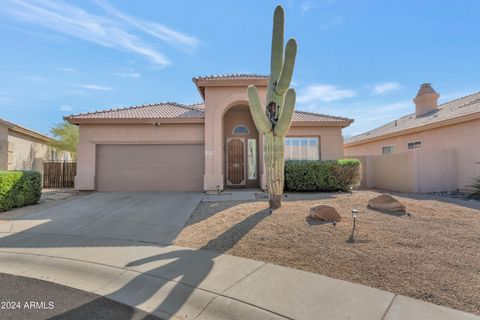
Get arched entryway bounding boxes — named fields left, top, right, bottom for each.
left=223, top=105, right=259, bottom=188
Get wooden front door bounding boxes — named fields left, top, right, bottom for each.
left=227, top=138, right=245, bottom=185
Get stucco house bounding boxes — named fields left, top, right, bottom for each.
left=0, top=118, right=67, bottom=172
left=344, top=83, right=480, bottom=192
left=66, top=74, right=353, bottom=192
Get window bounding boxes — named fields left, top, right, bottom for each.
left=408, top=141, right=421, bottom=150
left=285, top=137, right=319, bottom=160
left=382, top=146, right=394, bottom=154
left=233, top=125, right=249, bottom=134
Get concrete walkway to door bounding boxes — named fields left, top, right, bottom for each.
left=0, top=192, right=478, bottom=320
left=203, top=188, right=264, bottom=202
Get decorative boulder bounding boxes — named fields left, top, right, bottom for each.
left=309, top=204, right=342, bottom=222
left=368, top=194, right=406, bottom=212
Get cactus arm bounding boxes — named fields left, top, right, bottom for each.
left=274, top=88, right=296, bottom=136
left=270, top=6, right=285, bottom=81
left=276, top=39, right=297, bottom=95
left=248, top=85, right=272, bottom=134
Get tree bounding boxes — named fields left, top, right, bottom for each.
left=49, top=120, right=79, bottom=159
left=248, top=5, right=297, bottom=209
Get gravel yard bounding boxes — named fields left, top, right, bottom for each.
left=174, top=190, right=480, bottom=315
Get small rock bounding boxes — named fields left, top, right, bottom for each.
left=309, top=204, right=342, bottom=222
left=368, top=194, right=406, bottom=212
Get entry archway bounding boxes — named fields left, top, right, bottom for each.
left=223, top=105, right=259, bottom=188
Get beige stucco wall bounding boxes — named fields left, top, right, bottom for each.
left=348, top=153, right=414, bottom=192
left=345, top=118, right=480, bottom=191
left=75, top=83, right=347, bottom=192
left=75, top=123, right=205, bottom=190
left=348, top=150, right=457, bottom=193
left=7, top=130, right=49, bottom=172
left=371, top=152, right=416, bottom=193
left=203, top=84, right=347, bottom=191
left=0, top=124, right=8, bottom=170
left=345, top=155, right=370, bottom=189
left=203, top=85, right=268, bottom=191
left=287, top=126, right=344, bottom=160
left=416, top=149, right=457, bottom=192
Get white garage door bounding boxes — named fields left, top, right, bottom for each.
left=96, top=144, right=204, bottom=191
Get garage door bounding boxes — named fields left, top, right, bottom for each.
left=96, top=144, right=204, bottom=192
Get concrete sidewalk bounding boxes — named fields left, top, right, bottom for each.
left=0, top=234, right=477, bottom=320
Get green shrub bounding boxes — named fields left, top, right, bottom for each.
left=284, top=159, right=361, bottom=192
left=0, top=170, right=42, bottom=212
left=469, top=176, right=480, bottom=199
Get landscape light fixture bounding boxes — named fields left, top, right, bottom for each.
left=352, top=209, right=358, bottom=218
left=216, top=185, right=221, bottom=195
left=348, top=209, right=358, bottom=243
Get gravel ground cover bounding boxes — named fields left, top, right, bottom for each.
left=174, top=190, right=480, bottom=315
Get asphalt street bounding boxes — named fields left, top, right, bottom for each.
left=0, top=273, right=161, bottom=320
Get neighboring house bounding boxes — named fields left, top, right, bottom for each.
left=0, top=118, right=71, bottom=172
left=66, top=74, right=353, bottom=192
left=345, top=83, right=480, bottom=192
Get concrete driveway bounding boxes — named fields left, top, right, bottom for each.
left=0, top=192, right=203, bottom=244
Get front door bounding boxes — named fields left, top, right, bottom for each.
left=227, top=138, right=245, bottom=185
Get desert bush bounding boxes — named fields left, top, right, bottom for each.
left=284, top=159, right=361, bottom=192
left=469, top=176, right=480, bottom=199
left=0, top=170, right=42, bottom=212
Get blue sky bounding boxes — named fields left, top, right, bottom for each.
left=0, top=0, right=479, bottom=137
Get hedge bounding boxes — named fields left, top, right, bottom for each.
left=469, top=176, right=480, bottom=199
left=284, top=159, right=361, bottom=192
left=0, top=170, right=42, bottom=212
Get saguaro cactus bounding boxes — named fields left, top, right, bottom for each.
left=248, top=5, right=297, bottom=209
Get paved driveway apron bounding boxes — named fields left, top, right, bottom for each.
left=0, top=192, right=203, bottom=245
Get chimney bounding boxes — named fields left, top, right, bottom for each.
left=413, top=83, right=439, bottom=116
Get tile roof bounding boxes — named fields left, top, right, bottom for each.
left=66, top=102, right=205, bottom=120
left=0, top=118, right=52, bottom=141
left=66, top=102, right=352, bottom=125
left=345, top=91, right=480, bottom=145
left=292, top=110, right=352, bottom=123
left=192, top=73, right=269, bottom=82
